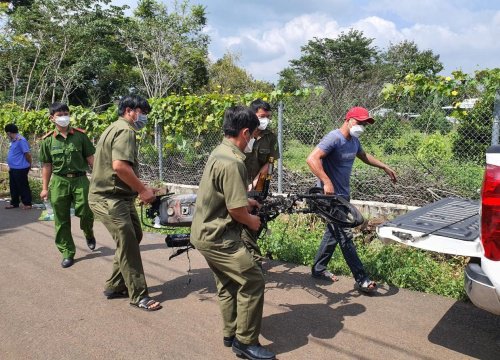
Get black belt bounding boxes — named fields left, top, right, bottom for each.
left=56, top=172, right=86, bottom=178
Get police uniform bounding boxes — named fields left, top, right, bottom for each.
left=190, top=138, right=265, bottom=345
left=39, top=127, right=95, bottom=260
left=243, top=129, right=279, bottom=263
left=244, top=129, right=279, bottom=184
left=88, top=118, right=147, bottom=304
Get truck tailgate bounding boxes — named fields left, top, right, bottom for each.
left=377, top=198, right=482, bottom=257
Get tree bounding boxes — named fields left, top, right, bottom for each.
left=0, top=0, right=131, bottom=109
left=286, top=29, right=382, bottom=116
left=205, top=51, right=273, bottom=94
left=381, top=40, right=443, bottom=82
left=122, top=0, right=210, bottom=97
left=290, top=29, right=378, bottom=94
left=277, top=67, right=303, bottom=92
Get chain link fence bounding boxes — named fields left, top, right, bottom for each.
left=138, top=91, right=496, bottom=206
left=1, top=90, right=497, bottom=207
left=278, top=91, right=494, bottom=205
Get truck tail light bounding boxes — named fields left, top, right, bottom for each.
left=481, top=163, right=500, bottom=260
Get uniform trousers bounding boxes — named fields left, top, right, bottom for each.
left=198, top=240, right=265, bottom=345
left=50, top=174, right=94, bottom=259
left=89, top=198, right=148, bottom=304
left=240, top=227, right=264, bottom=266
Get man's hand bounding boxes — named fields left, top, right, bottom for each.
left=138, top=187, right=156, bottom=204
left=247, top=198, right=261, bottom=212
left=247, top=214, right=261, bottom=231
left=40, top=189, right=49, bottom=201
left=323, top=181, right=335, bottom=195
left=384, top=166, right=397, bottom=183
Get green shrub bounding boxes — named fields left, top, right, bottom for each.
left=416, top=132, right=453, bottom=165
left=452, top=97, right=493, bottom=163
left=392, top=130, right=425, bottom=155
left=411, top=108, right=452, bottom=134
left=29, top=177, right=43, bottom=203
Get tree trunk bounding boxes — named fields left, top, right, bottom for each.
left=23, top=46, right=42, bottom=110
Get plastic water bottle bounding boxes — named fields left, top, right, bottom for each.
left=44, top=200, right=53, bottom=215
left=154, top=216, right=161, bottom=228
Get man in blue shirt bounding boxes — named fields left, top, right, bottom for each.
left=4, top=124, right=32, bottom=209
left=306, top=107, right=396, bottom=293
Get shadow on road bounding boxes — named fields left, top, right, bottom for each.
left=263, top=261, right=400, bottom=305
left=149, top=267, right=217, bottom=303
left=428, top=301, right=500, bottom=360
left=262, top=302, right=365, bottom=355
left=0, top=205, right=43, bottom=236
left=147, top=259, right=402, bottom=356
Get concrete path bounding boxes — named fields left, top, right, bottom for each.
left=0, top=203, right=498, bottom=360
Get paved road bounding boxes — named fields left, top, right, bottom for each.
left=0, top=203, right=499, bottom=360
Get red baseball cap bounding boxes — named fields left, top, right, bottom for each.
left=345, top=106, right=375, bottom=124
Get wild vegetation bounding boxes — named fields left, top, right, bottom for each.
left=1, top=0, right=499, bottom=301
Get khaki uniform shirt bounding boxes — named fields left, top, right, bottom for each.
left=39, top=127, right=95, bottom=175
left=190, top=138, right=249, bottom=250
left=244, top=129, right=279, bottom=183
left=89, top=118, right=138, bottom=200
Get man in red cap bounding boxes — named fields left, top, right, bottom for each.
left=306, top=106, right=396, bottom=292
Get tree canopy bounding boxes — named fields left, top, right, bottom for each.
left=205, top=51, right=273, bottom=94
left=0, top=0, right=214, bottom=109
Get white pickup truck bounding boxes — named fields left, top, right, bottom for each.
left=377, top=145, right=500, bottom=315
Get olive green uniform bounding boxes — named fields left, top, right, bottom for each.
left=244, top=129, right=279, bottom=185
left=88, top=118, right=147, bottom=304
left=190, top=138, right=265, bottom=345
left=243, top=130, right=280, bottom=262
left=39, top=127, right=95, bottom=259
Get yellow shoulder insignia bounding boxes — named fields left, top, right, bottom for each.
left=233, top=150, right=244, bottom=161
left=73, top=127, right=86, bottom=133
left=41, top=130, right=54, bottom=139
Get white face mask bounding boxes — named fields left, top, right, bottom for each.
left=258, top=117, right=270, bottom=130
left=55, top=115, right=70, bottom=128
left=349, top=120, right=365, bottom=138
left=244, top=137, right=255, bottom=153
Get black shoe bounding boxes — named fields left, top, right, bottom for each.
left=223, top=335, right=235, bottom=347
left=103, top=289, right=128, bottom=299
left=86, top=236, right=96, bottom=251
left=232, top=339, right=275, bottom=360
left=61, top=258, right=74, bottom=268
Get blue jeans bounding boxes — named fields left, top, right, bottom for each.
left=312, top=223, right=368, bottom=283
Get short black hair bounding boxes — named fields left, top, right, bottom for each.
left=49, top=102, right=70, bottom=115
left=4, top=124, right=18, bottom=133
left=118, top=95, right=151, bottom=116
left=250, top=98, right=271, bottom=113
left=223, top=106, right=259, bottom=137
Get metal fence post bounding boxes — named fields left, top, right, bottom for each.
left=277, top=100, right=284, bottom=193
left=157, top=121, right=163, bottom=182
left=492, top=89, right=500, bottom=146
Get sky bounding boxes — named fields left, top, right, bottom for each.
left=116, top=0, right=500, bottom=83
